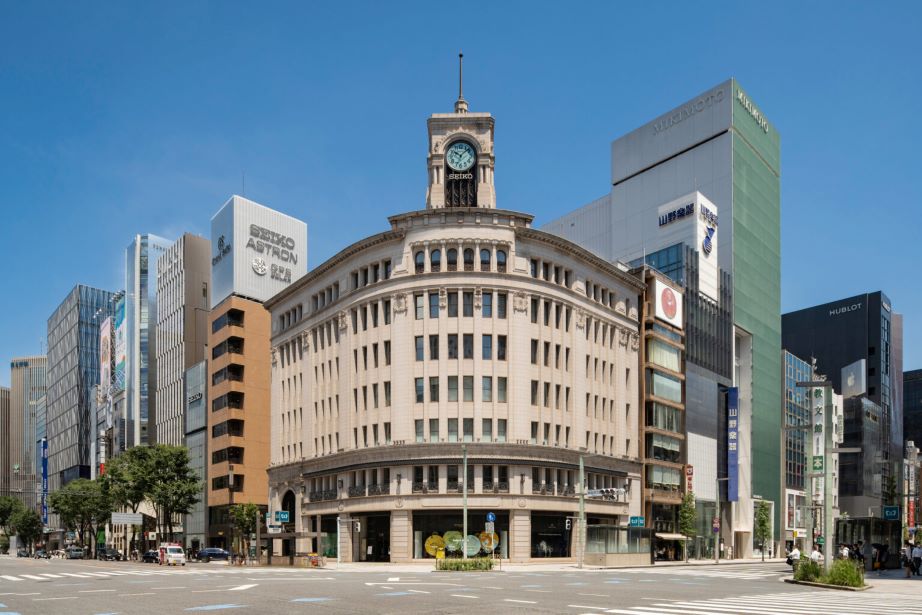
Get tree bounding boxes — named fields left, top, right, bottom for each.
left=755, top=500, right=772, bottom=562
left=101, top=446, right=154, bottom=553
left=48, top=479, right=112, bottom=557
left=0, top=496, right=25, bottom=536
left=10, top=509, right=43, bottom=551
left=147, top=445, right=201, bottom=542
left=678, top=492, right=697, bottom=562
left=229, top=503, right=260, bottom=560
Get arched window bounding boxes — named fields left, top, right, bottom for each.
left=447, top=248, right=458, bottom=271
left=496, top=249, right=507, bottom=272
left=414, top=251, right=425, bottom=274
left=480, top=249, right=491, bottom=271
left=463, top=248, right=474, bottom=271
left=430, top=249, right=441, bottom=272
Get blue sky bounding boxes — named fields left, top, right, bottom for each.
left=1, top=1, right=920, bottom=385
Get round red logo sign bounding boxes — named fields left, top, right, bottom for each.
left=661, top=287, right=677, bottom=320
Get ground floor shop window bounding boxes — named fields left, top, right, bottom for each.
left=413, top=511, right=508, bottom=559
left=531, top=513, right=571, bottom=558
left=320, top=515, right=338, bottom=558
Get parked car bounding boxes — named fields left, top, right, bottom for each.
left=33, top=549, right=49, bottom=559
left=65, top=547, right=85, bottom=559
left=16, top=548, right=29, bottom=557
left=195, top=547, right=230, bottom=562
left=141, top=550, right=159, bottom=563
left=97, top=547, right=121, bottom=561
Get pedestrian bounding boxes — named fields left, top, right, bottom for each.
left=911, top=543, right=922, bottom=576
left=903, top=542, right=913, bottom=578
left=839, top=543, right=849, bottom=560
left=810, top=544, right=823, bottom=564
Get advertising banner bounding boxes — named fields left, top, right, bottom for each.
left=841, top=359, right=867, bottom=399
left=99, top=316, right=112, bottom=393
left=727, top=387, right=739, bottom=502
left=41, top=438, right=48, bottom=525
left=114, top=296, right=127, bottom=390
left=653, top=278, right=683, bottom=329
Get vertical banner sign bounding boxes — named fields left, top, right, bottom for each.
left=727, top=387, right=739, bottom=502
left=114, top=296, right=127, bottom=390
left=41, top=438, right=48, bottom=525
left=685, top=465, right=694, bottom=493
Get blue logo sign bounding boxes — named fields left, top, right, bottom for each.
left=486, top=512, right=496, bottom=523
left=41, top=438, right=48, bottom=525
left=658, top=203, right=694, bottom=227
left=629, top=516, right=645, bottom=527
left=883, top=506, right=899, bottom=521
left=727, top=387, right=739, bottom=502
left=700, top=205, right=719, bottom=227
left=703, top=226, right=715, bottom=255
left=275, top=510, right=290, bottom=523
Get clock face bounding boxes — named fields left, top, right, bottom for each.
left=446, top=141, right=476, bottom=171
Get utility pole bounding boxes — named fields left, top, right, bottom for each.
left=578, top=455, right=585, bottom=569
left=462, top=445, right=468, bottom=561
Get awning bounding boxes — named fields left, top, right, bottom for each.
left=655, top=533, right=688, bottom=541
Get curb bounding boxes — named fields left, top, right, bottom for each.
left=783, top=578, right=871, bottom=591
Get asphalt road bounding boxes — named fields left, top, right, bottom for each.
left=0, top=557, right=913, bottom=614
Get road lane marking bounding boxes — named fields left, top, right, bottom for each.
left=60, top=573, right=91, bottom=578
left=568, top=607, right=607, bottom=611
left=504, top=599, right=537, bottom=604
left=387, top=577, right=400, bottom=581
left=20, top=575, right=46, bottom=580
left=406, top=590, right=430, bottom=594
left=0, top=576, right=20, bottom=581
left=152, top=586, right=187, bottom=589
left=377, top=592, right=413, bottom=597
left=450, top=594, right=479, bottom=599
left=38, top=574, right=63, bottom=578
left=291, top=598, right=332, bottom=603
left=185, top=605, right=248, bottom=611
left=579, top=593, right=609, bottom=598
left=33, top=597, right=78, bottom=601
left=228, top=584, right=257, bottom=591
left=79, top=589, right=116, bottom=593
left=120, top=593, right=157, bottom=596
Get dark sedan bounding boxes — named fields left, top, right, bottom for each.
left=195, top=547, right=230, bottom=562
left=141, top=550, right=159, bottom=563
left=97, top=547, right=121, bottom=561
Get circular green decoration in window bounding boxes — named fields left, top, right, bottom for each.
left=464, top=535, right=482, bottom=557
left=443, top=531, right=463, bottom=552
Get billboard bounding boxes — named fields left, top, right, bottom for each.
left=99, top=316, right=112, bottom=393
left=727, top=387, right=739, bottom=502
left=114, top=295, right=127, bottom=390
left=653, top=278, right=683, bottom=329
left=841, top=359, right=867, bottom=399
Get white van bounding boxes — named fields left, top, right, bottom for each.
left=158, top=543, right=186, bottom=566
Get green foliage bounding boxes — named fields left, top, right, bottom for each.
left=435, top=557, right=494, bottom=571
left=754, top=500, right=771, bottom=561
left=0, top=496, right=25, bottom=534
left=146, top=445, right=202, bottom=541
left=0, top=534, right=10, bottom=553
left=101, top=446, right=154, bottom=513
left=10, top=509, right=43, bottom=548
left=821, top=559, right=864, bottom=588
left=49, top=478, right=112, bottom=556
left=794, top=557, right=821, bottom=582
left=678, top=492, right=697, bottom=538
left=229, top=503, right=260, bottom=536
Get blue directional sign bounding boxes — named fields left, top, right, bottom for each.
left=883, top=506, right=899, bottom=521
left=629, top=516, right=645, bottom=527
left=486, top=512, right=496, bottom=523
left=275, top=510, right=290, bottom=522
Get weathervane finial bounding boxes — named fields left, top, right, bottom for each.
left=454, top=51, right=468, bottom=113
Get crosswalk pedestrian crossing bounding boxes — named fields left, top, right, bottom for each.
left=617, top=564, right=788, bottom=580
left=0, top=565, right=320, bottom=582
left=597, top=590, right=909, bottom=615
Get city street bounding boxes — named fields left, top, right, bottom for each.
left=0, top=557, right=916, bottom=614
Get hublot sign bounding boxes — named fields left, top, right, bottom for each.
left=829, top=302, right=862, bottom=317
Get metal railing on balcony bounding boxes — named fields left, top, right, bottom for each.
left=348, top=485, right=366, bottom=498
left=368, top=484, right=390, bottom=496
left=308, top=491, right=323, bottom=502
left=322, top=489, right=338, bottom=501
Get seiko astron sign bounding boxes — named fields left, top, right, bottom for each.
left=210, top=195, right=308, bottom=308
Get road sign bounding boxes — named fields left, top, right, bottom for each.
left=712, top=516, right=720, bottom=533
left=793, top=530, right=799, bottom=538
left=267, top=524, right=282, bottom=534
left=883, top=506, right=899, bottom=521
left=111, top=512, right=143, bottom=525
left=812, top=456, right=824, bottom=472
left=629, top=516, right=645, bottom=527
left=275, top=510, right=290, bottom=523
left=485, top=521, right=495, bottom=534
left=817, top=536, right=825, bottom=545
left=486, top=512, right=496, bottom=523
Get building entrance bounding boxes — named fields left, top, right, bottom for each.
left=356, top=514, right=390, bottom=562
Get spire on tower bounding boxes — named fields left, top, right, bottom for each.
left=454, top=51, right=468, bottom=113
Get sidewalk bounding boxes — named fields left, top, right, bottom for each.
left=318, top=557, right=788, bottom=573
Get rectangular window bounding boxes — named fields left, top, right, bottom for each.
left=447, top=334, right=458, bottom=359
left=482, top=335, right=492, bottom=359
left=384, top=340, right=391, bottom=365
left=482, top=376, right=493, bottom=402
left=482, top=418, right=493, bottom=441
left=463, top=334, right=474, bottom=359
left=447, top=291, right=458, bottom=317
left=531, top=339, right=539, bottom=364
left=415, top=419, right=424, bottom=443
left=463, top=376, right=474, bottom=401
left=463, top=418, right=474, bottom=442
left=448, top=376, right=459, bottom=401
left=463, top=291, right=474, bottom=317
left=531, top=380, right=539, bottom=406
left=448, top=418, right=458, bottom=442
left=383, top=299, right=391, bottom=324
left=530, top=422, right=538, bottom=444
left=415, top=294, right=424, bottom=320
left=497, top=335, right=507, bottom=360
left=543, top=382, right=550, bottom=407
left=647, top=339, right=681, bottom=372
left=482, top=292, right=493, bottom=317
left=497, top=293, right=507, bottom=319
left=531, top=298, right=539, bottom=323
left=497, top=419, right=507, bottom=443
left=415, top=336, right=424, bottom=361
left=415, top=377, right=424, bottom=403
left=384, top=381, right=391, bottom=406
left=429, top=376, right=439, bottom=402
left=429, top=334, right=439, bottom=360
left=429, top=418, right=439, bottom=443
left=649, top=371, right=682, bottom=403
left=497, top=377, right=507, bottom=402
left=429, top=292, right=439, bottom=318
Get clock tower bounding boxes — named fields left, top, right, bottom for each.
left=426, top=53, right=496, bottom=209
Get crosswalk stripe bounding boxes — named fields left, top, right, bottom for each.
left=39, top=574, right=63, bottom=578
left=660, top=601, right=818, bottom=614
left=633, top=590, right=910, bottom=615
left=60, top=573, right=91, bottom=578
left=1, top=575, right=21, bottom=581
left=20, top=575, right=45, bottom=580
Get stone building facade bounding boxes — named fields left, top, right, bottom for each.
left=265, top=89, right=646, bottom=562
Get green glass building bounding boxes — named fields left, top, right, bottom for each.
left=544, top=79, right=782, bottom=556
